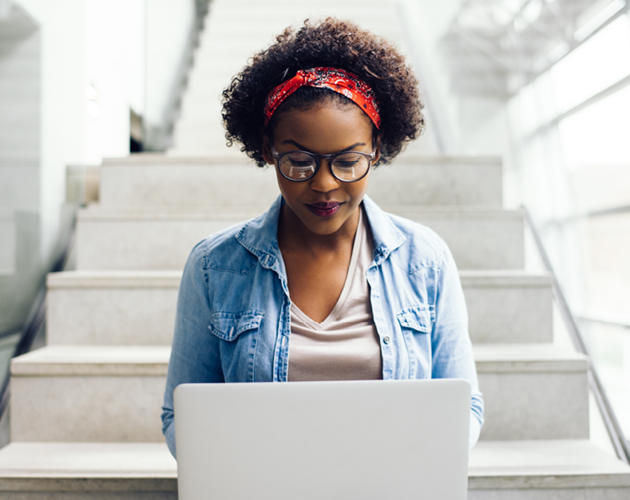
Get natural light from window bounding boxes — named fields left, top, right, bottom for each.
left=552, top=14, right=630, bottom=114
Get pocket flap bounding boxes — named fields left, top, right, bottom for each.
left=397, top=307, right=432, bottom=333
left=209, top=311, right=264, bottom=341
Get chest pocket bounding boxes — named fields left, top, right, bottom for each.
left=397, top=307, right=433, bottom=334
left=208, top=311, right=264, bottom=341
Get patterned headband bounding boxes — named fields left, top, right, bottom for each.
left=263, top=67, right=381, bottom=129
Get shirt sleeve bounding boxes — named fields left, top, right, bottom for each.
left=431, top=243, right=484, bottom=451
left=161, top=241, right=224, bottom=458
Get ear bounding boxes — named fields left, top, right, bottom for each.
left=373, top=134, right=382, bottom=164
left=261, top=135, right=274, bottom=165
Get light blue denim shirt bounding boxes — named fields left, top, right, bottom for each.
left=162, top=195, right=484, bottom=457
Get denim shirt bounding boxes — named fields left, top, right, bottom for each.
left=162, top=195, right=484, bottom=457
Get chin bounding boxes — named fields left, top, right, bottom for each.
left=303, top=220, right=344, bottom=236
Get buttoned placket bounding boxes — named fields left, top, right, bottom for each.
left=265, top=252, right=292, bottom=382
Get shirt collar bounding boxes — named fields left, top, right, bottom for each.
left=236, top=194, right=406, bottom=268
left=361, top=195, right=406, bottom=265
left=235, top=195, right=284, bottom=270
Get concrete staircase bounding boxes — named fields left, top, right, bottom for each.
left=2, top=0, right=630, bottom=498
left=1, top=153, right=629, bottom=498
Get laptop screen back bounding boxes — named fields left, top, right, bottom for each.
left=174, top=379, right=470, bottom=500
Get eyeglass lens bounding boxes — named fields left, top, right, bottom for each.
left=278, top=152, right=370, bottom=181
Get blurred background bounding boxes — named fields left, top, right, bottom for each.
left=0, top=0, right=628, bottom=439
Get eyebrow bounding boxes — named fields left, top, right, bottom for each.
left=281, top=139, right=366, bottom=153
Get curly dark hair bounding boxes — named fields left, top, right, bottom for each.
left=222, top=18, right=424, bottom=167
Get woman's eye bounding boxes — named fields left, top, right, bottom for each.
left=335, top=160, right=359, bottom=169
left=289, top=159, right=313, bottom=167
left=285, top=154, right=313, bottom=168
left=334, top=156, right=362, bottom=169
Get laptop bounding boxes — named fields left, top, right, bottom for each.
left=174, top=379, right=470, bottom=500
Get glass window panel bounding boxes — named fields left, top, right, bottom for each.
left=559, top=84, right=630, bottom=169
left=578, top=213, right=630, bottom=315
left=574, top=211, right=630, bottom=435
left=552, top=14, right=630, bottom=114
left=520, top=80, right=542, bottom=136
left=581, top=321, right=630, bottom=437
left=570, top=163, right=630, bottom=213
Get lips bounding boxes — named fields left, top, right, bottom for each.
left=306, top=201, right=342, bottom=217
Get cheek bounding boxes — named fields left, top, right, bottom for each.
left=275, top=173, right=301, bottom=201
left=350, top=177, right=370, bottom=202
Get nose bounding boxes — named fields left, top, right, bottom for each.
left=309, top=160, right=340, bottom=193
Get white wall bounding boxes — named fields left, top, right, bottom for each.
left=83, top=0, right=146, bottom=164
left=16, top=0, right=87, bottom=263
left=0, top=1, right=42, bottom=331
left=12, top=0, right=195, bottom=264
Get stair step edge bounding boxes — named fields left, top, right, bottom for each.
left=0, top=441, right=628, bottom=490
left=11, top=345, right=587, bottom=376
left=47, top=270, right=551, bottom=289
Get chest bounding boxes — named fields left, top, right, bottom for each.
left=282, top=249, right=352, bottom=323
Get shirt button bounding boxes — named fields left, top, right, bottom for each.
left=383, top=336, right=391, bottom=345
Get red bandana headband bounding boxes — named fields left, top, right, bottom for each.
left=263, top=67, right=381, bottom=129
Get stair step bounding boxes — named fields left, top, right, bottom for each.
left=460, top=271, right=553, bottom=344
left=0, top=442, right=176, bottom=499
left=394, top=208, right=524, bottom=270
left=75, top=207, right=523, bottom=271
left=11, top=344, right=585, bottom=443
left=10, top=345, right=169, bottom=376
left=100, top=156, right=279, bottom=209
left=47, top=271, right=181, bottom=346
left=0, top=440, right=627, bottom=499
left=10, top=346, right=169, bottom=443
left=99, top=155, right=503, bottom=209
left=469, top=440, right=630, bottom=498
left=474, top=344, right=588, bottom=440
left=46, top=270, right=551, bottom=346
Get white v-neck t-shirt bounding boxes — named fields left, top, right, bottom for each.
left=287, top=208, right=383, bottom=381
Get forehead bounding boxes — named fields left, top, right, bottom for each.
left=271, top=102, right=374, bottom=153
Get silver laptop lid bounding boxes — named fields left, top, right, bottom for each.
left=175, top=379, right=470, bottom=500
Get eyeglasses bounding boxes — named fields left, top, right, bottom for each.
left=271, top=145, right=375, bottom=183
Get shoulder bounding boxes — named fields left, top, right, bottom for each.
left=186, top=215, right=263, bottom=276
left=376, top=209, right=450, bottom=272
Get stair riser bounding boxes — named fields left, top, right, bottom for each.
left=0, top=486, right=627, bottom=500
left=171, top=131, right=237, bottom=153
left=47, top=288, right=177, bottom=346
left=201, top=23, right=403, bottom=41
left=100, top=164, right=279, bottom=209
left=11, top=368, right=585, bottom=442
left=47, top=278, right=551, bottom=345
left=11, top=376, right=164, bottom=442
left=0, top=492, right=177, bottom=500
left=478, top=371, right=589, bottom=440
left=469, top=488, right=630, bottom=499
left=195, top=32, right=406, bottom=62
left=76, top=214, right=523, bottom=271
left=463, top=284, right=553, bottom=343
left=100, top=163, right=503, bottom=208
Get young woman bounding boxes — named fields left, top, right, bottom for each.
left=162, top=18, right=483, bottom=457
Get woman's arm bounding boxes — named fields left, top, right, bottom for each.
left=161, top=241, right=224, bottom=458
left=431, top=244, right=484, bottom=450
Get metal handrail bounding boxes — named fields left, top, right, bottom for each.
left=577, top=313, right=630, bottom=330
left=0, top=218, right=76, bottom=420
left=522, top=205, right=630, bottom=464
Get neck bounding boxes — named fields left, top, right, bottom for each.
left=277, top=203, right=360, bottom=256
